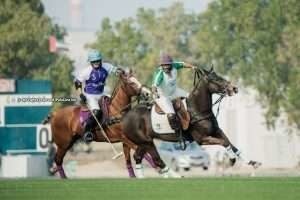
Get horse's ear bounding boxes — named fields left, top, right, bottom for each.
left=122, top=67, right=133, bottom=76
left=198, top=68, right=205, bottom=76
left=127, top=68, right=133, bottom=75
left=210, top=64, right=214, bottom=73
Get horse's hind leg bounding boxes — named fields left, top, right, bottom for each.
left=55, top=147, right=68, bottom=178
left=123, top=143, right=135, bottom=178
left=143, top=142, right=181, bottom=178
left=54, top=135, right=80, bottom=179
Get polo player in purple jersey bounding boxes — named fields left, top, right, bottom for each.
left=74, top=49, right=123, bottom=143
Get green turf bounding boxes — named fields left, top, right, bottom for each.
left=0, top=177, right=300, bottom=200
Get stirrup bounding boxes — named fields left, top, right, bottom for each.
left=176, top=129, right=186, bottom=150
left=178, top=138, right=187, bottom=150
left=83, top=131, right=94, bottom=143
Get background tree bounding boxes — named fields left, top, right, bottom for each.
left=89, top=0, right=299, bottom=129
left=87, top=3, right=199, bottom=87
left=190, top=0, right=300, bottom=128
left=0, top=0, right=73, bottom=108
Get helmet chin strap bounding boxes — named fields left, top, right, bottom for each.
left=91, top=63, right=101, bottom=68
left=163, top=68, right=171, bottom=74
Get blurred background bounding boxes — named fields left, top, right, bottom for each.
left=0, top=0, right=299, bottom=178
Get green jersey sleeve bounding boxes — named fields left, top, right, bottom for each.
left=172, top=62, right=184, bottom=70
left=152, top=68, right=164, bottom=87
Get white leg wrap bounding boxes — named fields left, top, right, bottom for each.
left=135, top=164, right=145, bottom=178
left=225, top=146, right=236, bottom=159
left=160, top=166, right=182, bottom=178
left=160, top=166, right=170, bottom=178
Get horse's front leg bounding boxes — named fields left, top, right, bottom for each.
left=133, top=146, right=147, bottom=178
left=215, top=128, right=262, bottom=169
left=122, top=143, right=136, bottom=178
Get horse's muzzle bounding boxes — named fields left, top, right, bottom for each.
left=226, top=83, right=238, bottom=96
left=233, top=86, right=238, bottom=94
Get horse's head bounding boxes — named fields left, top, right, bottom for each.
left=117, top=69, right=151, bottom=97
left=196, top=66, right=238, bottom=96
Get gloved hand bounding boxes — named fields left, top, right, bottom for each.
left=80, top=93, right=87, bottom=104
left=151, top=86, right=160, bottom=99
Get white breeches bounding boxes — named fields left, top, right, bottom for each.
left=155, top=88, right=188, bottom=114
left=84, top=93, right=103, bottom=110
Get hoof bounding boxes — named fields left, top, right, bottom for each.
left=248, top=160, right=262, bottom=169
left=229, top=158, right=236, bottom=166
left=49, top=167, right=58, bottom=176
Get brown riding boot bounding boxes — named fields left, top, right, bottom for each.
left=167, top=113, right=186, bottom=150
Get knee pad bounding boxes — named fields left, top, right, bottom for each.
left=92, top=109, right=102, bottom=119
left=167, top=114, right=179, bottom=130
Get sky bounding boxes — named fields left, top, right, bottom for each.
left=42, top=0, right=212, bottom=31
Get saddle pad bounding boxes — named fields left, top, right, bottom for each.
left=151, top=99, right=187, bottom=134
left=79, top=109, right=91, bottom=127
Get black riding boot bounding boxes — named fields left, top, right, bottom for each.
left=83, top=116, right=95, bottom=143
left=167, top=113, right=186, bottom=150
left=83, top=109, right=102, bottom=143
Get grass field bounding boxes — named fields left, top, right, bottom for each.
left=0, top=177, right=300, bottom=200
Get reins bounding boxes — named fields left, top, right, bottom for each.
left=106, top=76, right=145, bottom=123
left=213, top=94, right=225, bottom=118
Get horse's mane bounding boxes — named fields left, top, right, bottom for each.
left=110, top=77, right=122, bottom=102
left=191, top=68, right=205, bottom=95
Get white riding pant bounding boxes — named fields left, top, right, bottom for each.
left=154, top=88, right=188, bottom=114
left=84, top=93, right=104, bottom=110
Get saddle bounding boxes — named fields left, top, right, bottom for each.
left=154, top=97, right=190, bottom=130
left=79, top=96, right=111, bottom=127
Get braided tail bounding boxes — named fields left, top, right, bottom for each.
left=42, top=113, right=52, bottom=125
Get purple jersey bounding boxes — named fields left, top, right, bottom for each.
left=76, top=63, right=116, bottom=94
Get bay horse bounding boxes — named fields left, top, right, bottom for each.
left=122, top=67, right=261, bottom=178
left=43, top=71, right=155, bottom=178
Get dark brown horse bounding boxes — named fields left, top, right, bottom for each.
left=122, top=67, right=261, bottom=178
left=43, top=72, right=155, bottom=178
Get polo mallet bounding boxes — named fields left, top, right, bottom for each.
left=81, top=91, right=123, bottom=159
left=87, top=104, right=123, bottom=159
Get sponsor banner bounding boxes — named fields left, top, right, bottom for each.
left=36, top=124, right=52, bottom=152
left=0, top=94, right=52, bottom=106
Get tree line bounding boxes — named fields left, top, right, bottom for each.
left=0, top=0, right=73, bottom=108
left=0, top=0, right=299, bottom=129
left=88, top=0, right=300, bottom=130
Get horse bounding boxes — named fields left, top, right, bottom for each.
left=122, top=67, right=261, bottom=178
left=43, top=71, right=155, bottom=178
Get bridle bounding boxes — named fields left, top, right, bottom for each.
left=109, top=74, right=148, bottom=119
left=189, top=68, right=227, bottom=123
